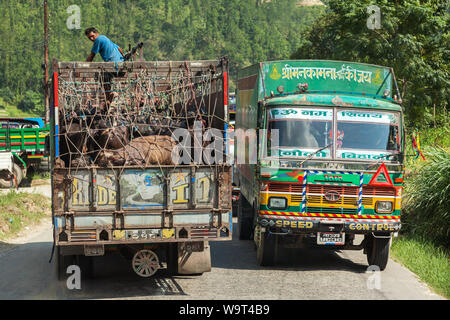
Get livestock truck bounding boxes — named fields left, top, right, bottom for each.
left=235, top=60, right=404, bottom=270
left=50, top=58, right=232, bottom=279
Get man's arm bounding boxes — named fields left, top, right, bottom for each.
left=87, top=52, right=95, bottom=62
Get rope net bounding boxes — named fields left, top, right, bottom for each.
left=56, top=62, right=229, bottom=181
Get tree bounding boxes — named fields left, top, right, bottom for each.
left=17, top=90, right=44, bottom=115
left=291, top=0, right=450, bottom=127
left=0, top=0, right=325, bottom=108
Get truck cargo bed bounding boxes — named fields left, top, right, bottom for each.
left=50, top=58, right=232, bottom=246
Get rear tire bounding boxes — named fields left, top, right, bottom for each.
left=232, top=200, right=239, bottom=217
left=366, top=235, right=391, bottom=271
left=0, top=163, right=23, bottom=188
left=238, top=196, right=253, bottom=240
left=167, top=243, right=179, bottom=276
left=257, top=231, right=277, bottom=266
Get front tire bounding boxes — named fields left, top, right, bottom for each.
left=237, top=196, right=253, bottom=240
left=257, top=231, right=277, bottom=266
left=366, top=235, right=391, bottom=271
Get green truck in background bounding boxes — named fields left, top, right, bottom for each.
left=234, top=60, right=404, bottom=270
left=0, top=117, right=49, bottom=187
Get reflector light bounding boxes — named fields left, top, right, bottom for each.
left=368, top=163, right=393, bottom=187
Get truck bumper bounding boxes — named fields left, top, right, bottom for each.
left=258, top=213, right=401, bottom=234
left=54, top=211, right=232, bottom=246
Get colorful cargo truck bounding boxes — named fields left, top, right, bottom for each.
left=0, top=117, right=49, bottom=187
left=235, top=60, right=404, bottom=270
left=50, top=58, right=232, bottom=279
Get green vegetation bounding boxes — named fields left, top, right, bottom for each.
left=0, top=97, right=40, bottom=118
left=391, top=235, right=450, bottom=299
left=0, top=0, right=325, bottom=115
left=402, top=128, right=449, bottom=248
left=390, top=124, right=450, bottom=298
left=0, top=191, right=51, bottom=240
left=27, top=170, right=51, bottom=181
left=291, top=0, right=449, bottom=127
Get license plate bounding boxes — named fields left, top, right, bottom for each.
left=126, top=229, right=161, bottom=240
left=317, top=232, right=345, bottom=245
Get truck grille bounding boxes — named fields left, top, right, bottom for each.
left=306, top=207, right=358, bottom=215
left=268, top=183, right=395, bottom=208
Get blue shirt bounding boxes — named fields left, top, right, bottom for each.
left=91, top=35, right=124, bottom=62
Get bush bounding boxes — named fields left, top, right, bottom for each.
left=17, top=90, right=44, bottom=114
left=402, top=147, right=450, bottom=249
left=0, top=87, right=15, bottom=104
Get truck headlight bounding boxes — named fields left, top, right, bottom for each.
left=376, top=201, right=393, bottom=213
left=268, top=197, right=287, bottom=210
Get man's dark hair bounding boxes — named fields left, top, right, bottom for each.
left=84, top=27, right=98, bottom=36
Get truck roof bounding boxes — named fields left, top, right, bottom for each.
left=0, top=117, right=45, bottom=127
left=238, top=60, right=401, bottom=105
left=264, top=92, right=402, bottom=112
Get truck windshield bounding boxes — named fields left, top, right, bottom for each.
left=268, top=108, right=332, bottom=158
left=336, top=110, right=401, bottom=160
left=269, top=120, right=331, bottom=148
left=267, top=107, right=401, bottom=161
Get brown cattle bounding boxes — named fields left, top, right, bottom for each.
left=96, top=135, right=176, bottom=166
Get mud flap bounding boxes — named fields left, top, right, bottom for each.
left=177, top=241, right=211, bottom=275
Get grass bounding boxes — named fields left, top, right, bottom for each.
left=391, top=235, right=450, bottom=299
left=401, top=147, right=450, bottom=248
left=405, top=123, right=450, bottom=170
left=0, top=191, right=51, bottom=240
left=0, top=97, right=39, bottom=117
left=391, top=122, right=450, bottom=299
left=27, top=170, right=51, bottom=180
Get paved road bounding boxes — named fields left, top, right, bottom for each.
left=0, top=217, right=444, bottom=300
left=0, top=183, right=52, bottom=198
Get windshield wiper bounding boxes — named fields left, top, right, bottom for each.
left=366, top=153, right=398, bottom=170
left=299, top=142, right=333, bottom=166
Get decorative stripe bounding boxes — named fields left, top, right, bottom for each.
left=0, top=142, right=45, bottom=146
left=260, top=210, right=398, bottom=220
left=1, top=135, right=47, bottom=139
left=308, top=170, right=361, bottom=175
left=223, top=71, right=228, bottom=107
left=261, top=190, right=396, bottom=199
left=300, top=170, right=308, bottom=213
left=358, top=172, right=364, bottom=215
left=260, top=214, right=400, bottom=223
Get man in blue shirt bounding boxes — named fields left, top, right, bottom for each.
left=85, top=27, right=124, bottom=62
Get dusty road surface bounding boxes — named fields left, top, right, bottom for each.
left=0, top=213, right=444, bottom=300
left=0, top=182, right=52, bottom=198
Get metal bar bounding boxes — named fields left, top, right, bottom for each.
left=44, top=0, right=49, bottom=123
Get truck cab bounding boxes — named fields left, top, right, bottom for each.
left=235, top=60, right=404, bottom=270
